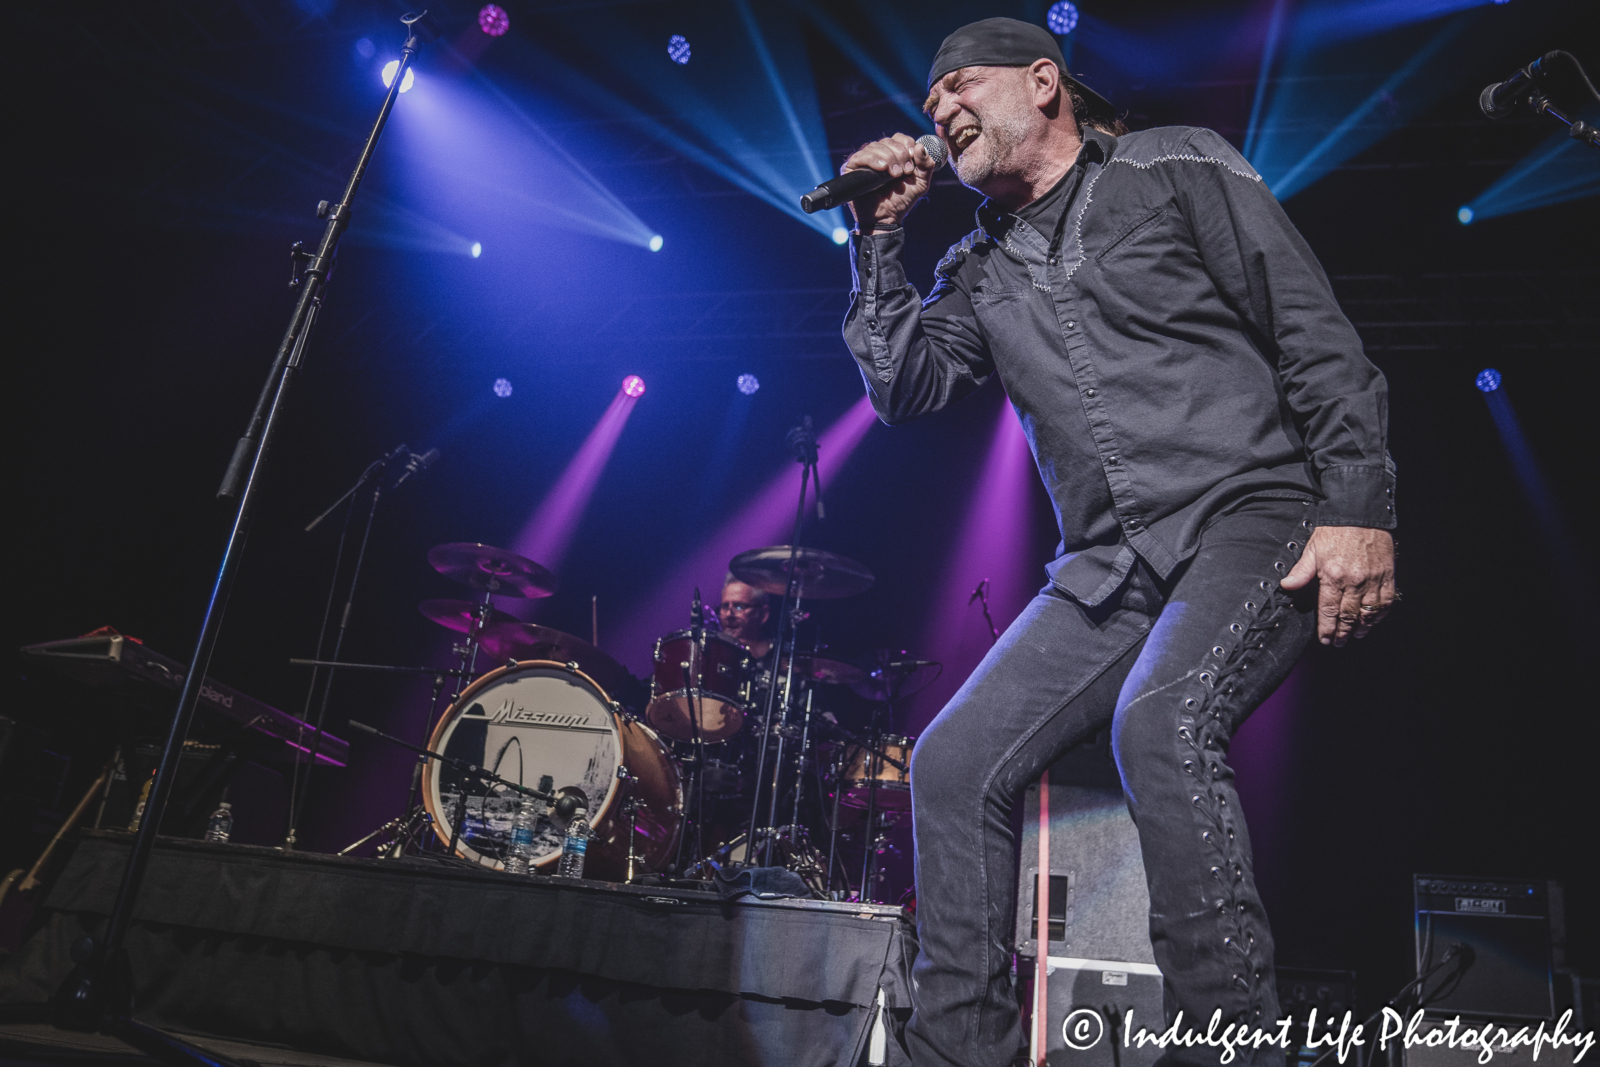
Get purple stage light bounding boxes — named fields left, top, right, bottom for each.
left=355, top=38, right=376, bottom=59
left=1046, top=1, right=1080, bottom=35
left=668, top=34, right=692, bottom=65
left=623, top=375, right=646, bottom=398
left=478, top=3, right=510, bottom=36
left=911, top=402, right=1042, bottom=733
left=611, top=395, right=878, bottom=673
left=513, top=385, right=643, bottom=576
left=1476, top=368, right=1502, bottom=393
left=737, top=374, right=760, bottom=395
left=493, top=378, right=513, bottom=398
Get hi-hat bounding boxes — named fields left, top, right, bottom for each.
left=427, top=542, right=557, bottom=598
left=418, top=599, right=518, bottom=634
left=729, top=546, right=874, bottom=600
left=475, top=622, right=632, bottom=699
left=849, top=651, right=941, bottom=702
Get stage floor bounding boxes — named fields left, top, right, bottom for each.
left=0, top=832, right=915, bottom=1067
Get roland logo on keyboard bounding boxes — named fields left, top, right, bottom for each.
left=199, top=683, right=233, bottom=709
left=1455, top=897, right=1506, bottom=914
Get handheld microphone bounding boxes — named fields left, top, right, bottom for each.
left=800, top=134, right=949, bottom=214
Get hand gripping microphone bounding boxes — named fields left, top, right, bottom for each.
left=800, top=135, right=949, bottom=214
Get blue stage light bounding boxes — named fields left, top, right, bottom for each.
left=470, top=242, right=483, bottom=258
left=1475, top=368, right=1502, bottom=393
left=1046, top=2, right=1080, bottom=35
left=648, top=235, right=664, bottom=252
left=668, top=35, right=691, bottom=65
left=381, top=60, right=415, bottom=93
left=1457, top=206, right=1474, bottom=225
left=737, top=374, right=760, bottom=395
left=494, top=378, right=513, bottom=398
left=831, top=227, right=850, bottom=245
left=355, top=38, right=376, bottom=59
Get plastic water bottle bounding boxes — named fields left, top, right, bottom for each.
left=504, top=796, right=542, bottom=875
left=204, top=802, right=233, bottom=843
left=557, top=805, right=590, bottom=878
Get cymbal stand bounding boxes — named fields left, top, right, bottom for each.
left=743, top=418, right=820, bottom=869
left=858, top=674, right=905, bottom=903
left=825, top=744, right=847, bottom=899
left=48, top=11, right=439, bottom=1051
left=788, top=687, right=816, bottom=831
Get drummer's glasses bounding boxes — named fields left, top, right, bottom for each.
left=719, top=602, right=760, bottom=614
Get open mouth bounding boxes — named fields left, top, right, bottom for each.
left=950, top=124, right=981, bottom=157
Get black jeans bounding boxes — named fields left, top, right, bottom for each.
left=906, top=497, right=1318, bottom=1067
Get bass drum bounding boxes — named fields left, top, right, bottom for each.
left=422, top=660, right=681, bottom=880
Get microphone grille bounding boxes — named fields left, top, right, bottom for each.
left=917, top=133, right=949, bottom=169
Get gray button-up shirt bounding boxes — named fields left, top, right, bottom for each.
left=844, top=125, right=1395, bottom=605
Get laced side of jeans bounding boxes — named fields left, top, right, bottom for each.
left=1175, top=567, right=1298, bottom=1024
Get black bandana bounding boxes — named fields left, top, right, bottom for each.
left=926, top=16, right=1115, bottom=122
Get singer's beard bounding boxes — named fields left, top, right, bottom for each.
left=951, top=94, right=1034, bottom=190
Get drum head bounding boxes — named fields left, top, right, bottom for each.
left=424, top=661, right=622, bottom=870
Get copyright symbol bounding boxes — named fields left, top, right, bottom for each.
left=1062, top=1008, right=1105, bottom=1050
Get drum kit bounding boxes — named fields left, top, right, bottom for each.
left=333, top=540, right=940, bottom=901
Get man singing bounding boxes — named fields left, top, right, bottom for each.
left=839, top=17, right=1396, bottom=1067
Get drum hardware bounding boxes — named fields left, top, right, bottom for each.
left=474, top=621, right=633, bottom=702
left=288, top=658, right=472, bottom=858
left=418, top=599, right=517, bottom=634
left=346, top=717, right=553, bottom=806
left=732, top=535, right=877, bottom=870
left=427, top=542, right=558, bottom=703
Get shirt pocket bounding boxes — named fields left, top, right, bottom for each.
left=1093, top=207, right=1168, bottom=264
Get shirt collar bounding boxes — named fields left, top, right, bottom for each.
left=975, top=129, right=1114, bottom=235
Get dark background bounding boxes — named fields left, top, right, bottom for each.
left=7, top=0, right=1597, bottom=1018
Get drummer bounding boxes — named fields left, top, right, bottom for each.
left=716, top=575, right=773, bottom=661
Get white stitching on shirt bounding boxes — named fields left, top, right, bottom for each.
left=1062, top=152, right=1261, bottom=284
left=1003, top=233, right=1052, bottom=292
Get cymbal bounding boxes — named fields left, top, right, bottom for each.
left=778, top=653, right=867, bottom=685
left=849, top=651, right=942, bottom=702
left=729, top=546, right=874, bottom=600
left=475, top=622, right=632, bottom=698
left=427, top=542, right=556, bottom=599
left=418, top=599, right=519, bottom=634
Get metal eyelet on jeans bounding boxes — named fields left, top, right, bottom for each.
left=1245, top=601, right=1256, bottom=611
left=1260, top=580, right=1272, bottom=589
left=1288, top=541, right=1299, bottom=550
left=1185, top=698, right=1198, bottom=710
left=1273, top=561, right=1286, bottom=572
left=1229, top=623, right=1242, bottom=634
left=1200, top=671, right=1213, bottom=685
left=1212, top=646, right=1225, bottom=657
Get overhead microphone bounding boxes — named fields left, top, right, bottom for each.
left=1479, top=50, right=1597, bottom=120
left=800, top=134, right=949, bottom=214
left=391, top=447, right=440, bottom=489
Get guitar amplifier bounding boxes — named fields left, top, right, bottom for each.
left=1413, top=874, right=1561, bottom=1022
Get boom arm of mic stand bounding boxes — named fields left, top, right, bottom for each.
left=346, top=720, right=553, bottom=802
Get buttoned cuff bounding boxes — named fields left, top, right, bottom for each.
left=1314, top=464, right=1397, bottom=529
left=849, top=227, right=909, bottom=295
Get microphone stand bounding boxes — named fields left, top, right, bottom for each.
left=48, top=12, right=439, bottom=1049
left=742, top=418, right=819, bottom=869
left=285, top=445, right=423, bottom=850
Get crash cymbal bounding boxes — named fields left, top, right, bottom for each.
left=427, top=542, right=557, bottom=599
left=475, top=622, right=632, bottom=697
left=418, top=599, right=520, bottom=634
left=777, top=653, right=867, bottom=685
left=729, top=546, right=874, bottom=600
left=849, top=651, right=942, bottom=702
